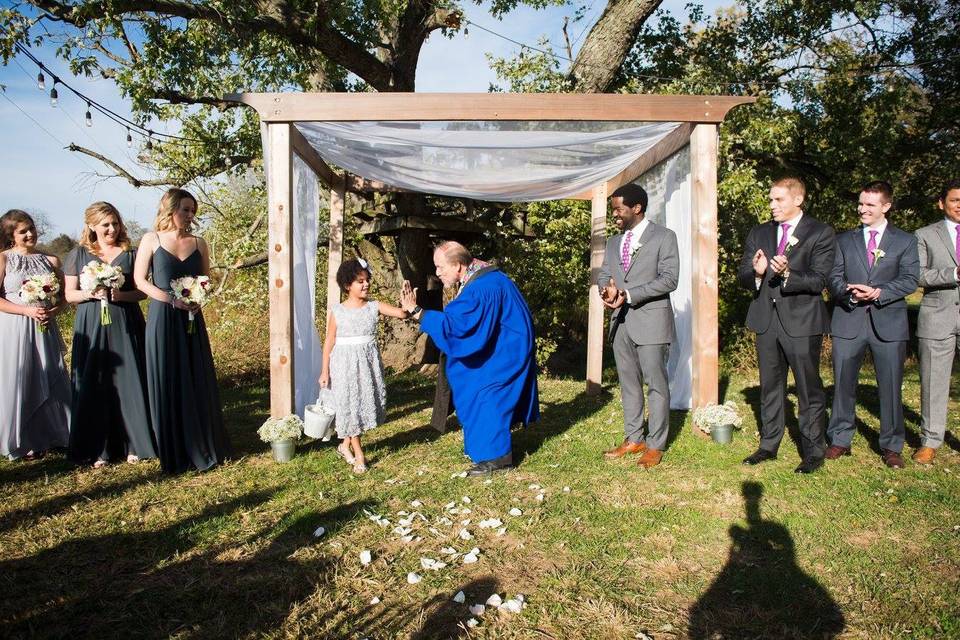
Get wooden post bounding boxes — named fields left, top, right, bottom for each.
left=326, top=174, right=346, bottom=314
left=586, top=183, right=608, bottom=395
left=690, top=124, right=719, bottom=408
left=267, top=123, right=295, bottom=417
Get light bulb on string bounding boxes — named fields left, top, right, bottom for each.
left=49, top=81, right=58, bottom=107
left=85, top=102, right=93, bottom=127
left=146, top=131, right=153, bottom=151
left=126, top=128, right=133, bottom=148
left=37, top=72, right=45, bottom=90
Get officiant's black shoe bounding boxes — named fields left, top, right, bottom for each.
left=794, top=457, right=824, bottom=474
left=465, top=452, right=513, bottom=477
left=742, top=448, right=777, bottom=465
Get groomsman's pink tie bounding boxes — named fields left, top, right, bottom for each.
left=867, top=229, right=878, bottom=268
left=775, top=223, right=791, bottom=255
left=621, top=230, right=633, bottom=272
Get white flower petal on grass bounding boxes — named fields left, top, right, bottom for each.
left=515, top=594, right=525, bottom=602
left=563, top=486, right=571, bottom=493
left=485, top=594, right=503, bottom=608
left=441, top=546, right=458, bottom=555
left=450, top=471, right=468, bottom=479
left=528, top=484, right=541, bottom=490
left=428, top=527, right=443, bottom=536
left=461, top=519, right=471, bottom=526
left=459, top=529, right=473, bottom=540
left=496, top=527, right=507, bottom=536
left=466, top=618, right=479, bottom=628
left=393, top=526, right=412, bottom=536
left=469, top=604, right=485, bottom=616
left=359, top=550, right=372, bottom=565
left=461, top=496, right=472, bottom=504
left=410, top=500, right=423, bottom=508
left=509, top=508, right=523, bottom=516
left=313, top=526, right=326, bottom=537
left=438, top=517, right=453, bottom=526
left=535, top=493, right=545, bottom=502
left=484, top=479, right=493, bottom=485
left=461, top=508, right=472, bottom=514
left=407, top=572, right=422, bottom=584
left=444, top=501, right=457, bottom=511
left=420, top=557, right=447, bottom=571
left=370, top=596, right=381, bottom=605
left=397, top=510, right=409, bottom=516
left=400, top=535, right=414, bottom=543
left=463, top=552, right=479, bottom=564
left=500, top=598, right=523, bottom=614
left=453, top=590, right=466, bottom=603
left=478, top=518, right=503, bottom=529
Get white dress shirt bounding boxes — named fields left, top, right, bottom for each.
left=945, top=218, right=960, bottom=282
left=619, top=217, right=650, bottom=303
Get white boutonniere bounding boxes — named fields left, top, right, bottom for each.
left=872, top=248, right=885, bottom=262
left=784, top=235, right=800, bottom=254
left=631, top=243, right=643, bottom=257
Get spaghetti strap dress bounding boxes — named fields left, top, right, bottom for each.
left=145, top=244, right=231, bottom=473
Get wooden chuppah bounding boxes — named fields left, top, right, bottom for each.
left=229, top=92, right=755, bottom=418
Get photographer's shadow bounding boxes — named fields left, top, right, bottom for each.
left=688, top=482, right=845, bottom=639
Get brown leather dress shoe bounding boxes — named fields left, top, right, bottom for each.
left=603, top=440, right=647, bottom=459
left=912, top=446, right=936, bottom=465
left=637, top=448, right=663, bottom=469
left=881, top=449, right=905, bottom=469
left=825, top=445, right=852, bottom=460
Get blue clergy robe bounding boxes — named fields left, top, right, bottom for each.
left=419, top=267, right=540, bottom=463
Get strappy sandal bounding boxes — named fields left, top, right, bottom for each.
left=126, top=454, right=140, bottom=464
left=353, top=462, right=368, bottom=474
left=336, top=443, right=356, bottom=465
left=93, top=459, right=108, bottom=469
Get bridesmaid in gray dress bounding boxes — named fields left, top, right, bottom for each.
left=64, top=202, right=156, bottom=467
left=0, top=210, right=70, bottom=460
left=134, top=189, right=230, bottom=474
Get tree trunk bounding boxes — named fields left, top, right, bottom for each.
left=568, top=0, right=663, bottom=92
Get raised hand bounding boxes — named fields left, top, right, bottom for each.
left=752, top=249, right=769, bottom=277
left=400, top=280, right=418, bottom=311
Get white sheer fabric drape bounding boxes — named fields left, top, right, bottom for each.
left=292, top=154, right=323, bottom=415
left=636, top=145, right=692, bottom=409
left=295, top=121, right=681, bottom=202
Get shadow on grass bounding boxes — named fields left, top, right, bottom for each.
left=0, top=468, right=162, bottom=536
left=838, top=382, right=923, bottom=453
left=0, top=453, right=74, bottom=487
left=513, top=389, right=608, bottom=465
left=688, top=481, right=845, bottom=639
left=0, top=490, right=374, bottom=639
left=739, top=385, right=806, bottom=459
left=409, top=576, right=501, bottom=639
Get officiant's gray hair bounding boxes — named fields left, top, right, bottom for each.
left=435, top=240, right=472, bottom=267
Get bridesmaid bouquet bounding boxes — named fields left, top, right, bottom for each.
left=79, top=261, right=125, bottom=326
left=170, top=275, right=210, bottom=334
left=19, top=273, right=60, bottom=333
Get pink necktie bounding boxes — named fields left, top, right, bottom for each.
left=867, top=229, right=878, bottom=268
left=775, top=223, right=791, bottom=255
left=621, top=230, right=633, bottom=272
left=955, top=226, right=960, bottom=264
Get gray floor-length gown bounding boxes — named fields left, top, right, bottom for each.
left=65, top=246, right=157, bottom=463
left=0, top=250, right=70, bottom=459
left=145, top=244, right=230, bottom=473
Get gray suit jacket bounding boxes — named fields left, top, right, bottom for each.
left=828, top=224, right=919, bottom=341
left=917, top=221, right=960, bottom=340
left=597, top=221, right=679, bottom=345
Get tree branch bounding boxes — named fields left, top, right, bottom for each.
left=67, top=143, right=170, bottom=187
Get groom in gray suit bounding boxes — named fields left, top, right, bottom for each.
left=913, top=178, right=960, bottom=465
left=597, top=184, right=679, bottom=469
left=825, top=181, right=919, bottom=469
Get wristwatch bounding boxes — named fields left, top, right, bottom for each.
left=410, top=305, right=423, bottom=318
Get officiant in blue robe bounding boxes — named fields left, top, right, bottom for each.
left=402, top=241, right=539, bottom=476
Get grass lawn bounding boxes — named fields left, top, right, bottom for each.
left=1, top=366, right=958, bottom=639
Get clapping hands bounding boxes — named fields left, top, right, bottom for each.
left=600, top=279, right=625, bottom=309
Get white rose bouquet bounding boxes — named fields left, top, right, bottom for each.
left=169, top=275, right=210, bottom=334
left=79, top=260, right=125, bottom=325
left=19, top=273, right=60, bottom=333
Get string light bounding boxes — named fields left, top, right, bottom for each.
left=49, top=80, right=58, bottom=107
left=36, top=72, right=45, bottom=90
left=126, top=127, right=133, bottom=147
left=84, top=101, right=92, bottom=127
left=146, top=132, right=153, bottom=151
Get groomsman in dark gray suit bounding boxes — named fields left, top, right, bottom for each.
left=913, top=179, right=960, bottom=465
left=738, top=177, right=836, bottom=473
left=825, top=181, right=919, bottom=469
left=597, top=184, right=679, bottom=469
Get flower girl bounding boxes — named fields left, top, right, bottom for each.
left=319, top=259, right=408, bottom=473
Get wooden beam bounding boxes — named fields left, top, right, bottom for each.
left=586, top=183, right=608, bottom=395
left=690, top=124, right=720, bottom=409
left=326, top=174, right=347, bottom=314
left=291, top=125, right=338, bottom=187
left=228, top=92, right=756, bottom=124
left=267, top=123, right=295, bottom=417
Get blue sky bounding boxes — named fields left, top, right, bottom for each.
left=0, top=0, right=726, bottom=238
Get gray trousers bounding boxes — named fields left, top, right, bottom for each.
left=612, top=328, right=671, bottom=451
left=919, top=331, right=960, bottom=449
left=828, top=321, right=906, bottom=453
